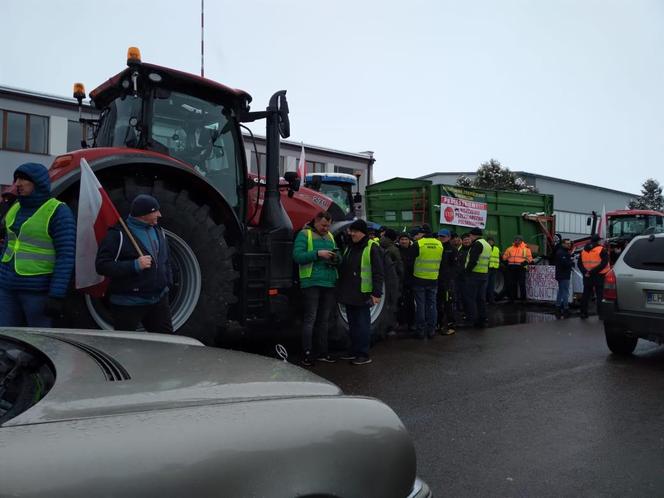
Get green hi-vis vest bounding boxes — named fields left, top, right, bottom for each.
left=298, top=228, right=337, bottom=279
left=360, top=239, right=378, bottom=293
left=413, top=237, right=443, bottom=280
left=466, top=238, right=493, bottom=274
left=2, top=198, right=62, bottom=276
left=489, top=245, right=500, bottom=269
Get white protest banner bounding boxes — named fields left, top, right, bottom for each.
left=439, top=195, right=488, bottom=228
left=525, top=265, right=572, bottom=302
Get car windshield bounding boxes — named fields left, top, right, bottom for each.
left=0, top=337, right=54, bottom=425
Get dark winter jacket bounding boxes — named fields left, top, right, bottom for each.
left=577, top=242, right=609, bottom=276
left=398, top=243, right=417, bottom=286
left=337, top=235, right=384, bottom=306
left=96, top=218, right=172, bottom=303
left=554, top=246, right=574, bottom=281
left=438, top=241, right=458, bottom=281
left=0, top=163, right=76, bottom=298
left=380, top=236, right=403, bottom=281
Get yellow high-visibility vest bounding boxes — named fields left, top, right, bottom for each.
left=1, top=198, right=62, bottom=276
left=413, top=237, right=443, bottom=280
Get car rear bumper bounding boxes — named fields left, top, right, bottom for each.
left=600, top=300, right=664, bottom=344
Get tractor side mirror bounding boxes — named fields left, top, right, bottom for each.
left=586, top=216, right=592, bottom=226
left=276, top=92, right=290, bottom=139
left=284, top=171, right=300, bottom=197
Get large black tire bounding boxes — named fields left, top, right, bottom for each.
left=63, top=176, right=238, bottom=345
left=604, top=322, right=638, bottom=356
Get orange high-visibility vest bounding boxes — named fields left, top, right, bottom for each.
left=581, top=245, right=610, bottom=274
left=502, top=243, right=533, bottom=265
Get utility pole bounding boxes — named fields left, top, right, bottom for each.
left=201, top=0, right=205, bottom=77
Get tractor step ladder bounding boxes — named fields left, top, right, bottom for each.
left=241, top=253, right=271, bottom=320
left=412, top=188, right=428, bottom=226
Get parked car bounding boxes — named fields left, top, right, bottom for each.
left=600, top=232, right=664, bottom=355
left=0, top=327, right=431, bottom=497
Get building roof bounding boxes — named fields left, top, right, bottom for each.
left=0, top=84, right=92, bottom=111
left=418, top=171, right=637, bottom=196
left=1, top=84, right=372, bottom=163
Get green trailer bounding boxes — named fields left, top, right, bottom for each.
left=365, top=177, right=555, bottom=256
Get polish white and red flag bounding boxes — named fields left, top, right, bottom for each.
left=75, top=158, right=121, bottom=297
left=596, top=204, right=607, bottom=239
left=297, top=143, right=306, bottom=187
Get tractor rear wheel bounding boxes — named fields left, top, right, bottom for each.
left=64, top=177, right=238, bottom=345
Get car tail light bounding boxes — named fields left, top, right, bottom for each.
left=604, top=269, right=617, bottom=301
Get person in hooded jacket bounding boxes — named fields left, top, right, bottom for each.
left=0, top=163, right=76, bottom=327
left=554, top=238, right=574, bottom=318
left=95, top=194, right=173, bottom=333
left=337, top=219, right=384, bottom=365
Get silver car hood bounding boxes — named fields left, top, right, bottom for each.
left=1, top=328, right=341, bottom=426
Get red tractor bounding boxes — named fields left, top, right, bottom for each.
left=574, top=209, right=664, bottom=263
left=47, top=48, right=363, bottom=344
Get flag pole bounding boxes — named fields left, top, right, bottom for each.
left=117, top=217, right=144, bottom=257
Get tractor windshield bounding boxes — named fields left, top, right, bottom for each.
left=151, top=91, right=242, bottom=209
left=317, top=183, right=354, bottom=218
left=96, top=90, right=243, bottom=210
left=609, top=215, right=664, bottom=238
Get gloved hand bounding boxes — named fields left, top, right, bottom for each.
left=44, top=297, right=65, bottom=318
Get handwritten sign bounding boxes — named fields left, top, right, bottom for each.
left=526, top=265, right=571, bottom=302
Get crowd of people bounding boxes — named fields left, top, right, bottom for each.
left=2, top=161, right=611, bottom=369
left=292, top=215, right=543, bottom=366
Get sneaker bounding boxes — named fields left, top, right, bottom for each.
left=317, top=355, right=336, bottom=363
left=442, top=328, right=456, bottom=335
left=339, top=353, right=356, bottom=360
left=351, top=356, right=372, bottom=365
left=554, top=308, right=562, bottom=319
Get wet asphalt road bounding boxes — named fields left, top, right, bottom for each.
left=304, top=312, right=664, bottom=497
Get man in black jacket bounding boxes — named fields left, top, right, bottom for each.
left=96, top=194, right=173, bottom=333
left=397, top=232, right=416, bottom=330
left=554, top=238, right=574, bottom=318
left=337, top=219, right=384, bottom=365
left=436, top=229, right=458, bottom=335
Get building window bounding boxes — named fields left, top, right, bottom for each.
left=249, top=152, right=285, bottom=176
left=334, top=166, right=355, bottom=175
left=1, top=110, right=49, bottom=154
left=67, top=120, right=88, bottom=152
left=401, top=210, right=413, bottom=222
left=307, top=160, right=325, bottom=173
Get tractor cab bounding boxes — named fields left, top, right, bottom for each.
left=79, top=48, right=254, bottom=219
left=304, top=172, right=359, bottom=221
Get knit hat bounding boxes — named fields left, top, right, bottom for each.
left=438, top=228, right=451, bottom=237
left=383, top=228, right=397, bottom=241
left=131, top=194, right=161, bottom=217
left=348, top=219, right=368, bottom=235
left=470, top=227, right=483, bottom=236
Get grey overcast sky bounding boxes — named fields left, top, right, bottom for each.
left=2, top=0, right=663, bottom=194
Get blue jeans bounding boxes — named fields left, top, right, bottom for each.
left=0, top=287, right=53, bottom=327
left=413, top=282, right=438, bottom=337
left=464, top=274, right=488, bottom=325
left=345, top=304, right=371, bottom=357
left=556, top=279, right=570, bottom=310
